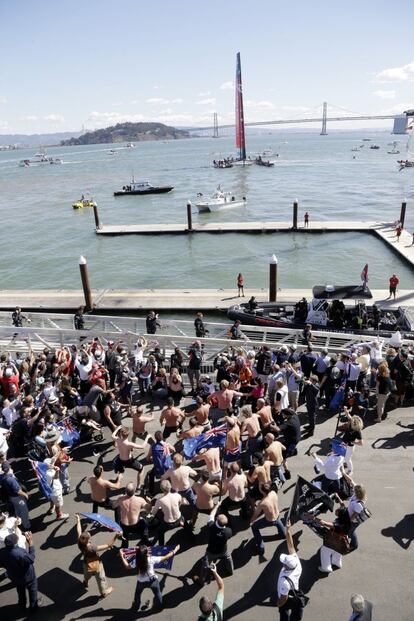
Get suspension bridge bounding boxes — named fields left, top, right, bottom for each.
left=194, top=102, right=414, bottom=136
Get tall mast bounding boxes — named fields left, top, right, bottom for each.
left=235, top=52, right=246, bottom=161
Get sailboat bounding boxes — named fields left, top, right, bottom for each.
left=398, top=126, right=414, bottom=170
left=213, top=53, right=254, bottom=168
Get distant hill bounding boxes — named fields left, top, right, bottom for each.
left=0, top=131, right=81, bottom=147
left=60, top=122, right=190, bottom=145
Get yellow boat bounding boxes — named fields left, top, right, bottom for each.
left=72, top=197, right=97, bottom=209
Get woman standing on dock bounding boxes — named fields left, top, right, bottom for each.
left=237, top=273, right=245, bottom=297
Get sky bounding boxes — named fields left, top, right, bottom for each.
left=1, top=0, right=414, bottom=135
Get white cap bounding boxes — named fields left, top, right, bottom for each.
left=280, top=553, right=298, bottom=570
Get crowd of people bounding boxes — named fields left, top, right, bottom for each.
left=0, top=313, right=413, bottom=618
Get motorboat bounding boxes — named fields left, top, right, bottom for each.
left=114, top=180, right=174, bottom=196
left=227, top=285, right=414, bottom=339
left=19, top=151, right=63, bottom=167
left=73, top=195, right=97, bottom=209
left=213, top=159, right=233, bottom=169
left=370, top=145, right=380, bottom=150
left=255, top=156, right=274, bottom=167
left=196, top=185, right=247, bottom=213
left=398, top=160, right=414, bottom=171
left=126, top=142, right=135, bottom=148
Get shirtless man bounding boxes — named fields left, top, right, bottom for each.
left=112, top=425, right=147, bottom=488
left=188, top=396, right=211, bottom=429
left=131, top=406, right=154, bottom=443
left=240, top=405, right=263, bottom=469
left=178, top=417, right=205, bottom=439
left=112, top=482, right=151, bottom=547
left=193, top=446, right=221, bottom=483
left=208, top=380, right=243, bottom=424
left=256, top=398, right=275, bottom=434
left=88, top=465, right=123, bottom=513
left=247, top=454, right=273, bottom=510
left=223, top=417, right=241, bottom=467
left=219, top=463, right=249, bottom=519
left=151, top=480, right=186, bottom=545
left=161, top=453, right=198, bottom=505
left=264, top=433, right=286, bottom=484
left=250, top=483, right=286, bottom=556
left=192, top=470, right=220, bottom=527
left=160, top=397, right=185, bottom=439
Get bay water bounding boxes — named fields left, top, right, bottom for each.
left=0, top=130, right=413, bottom=291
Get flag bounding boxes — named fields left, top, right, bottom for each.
left=121, top=546, right=175, bottom=570
left=152, top=441, right=173, bottom=477
left=330, top=438, right=348, bottom=457
left=79, top=512, right=123, bottom=535
left=29, top=459, right=52, bottom=500
left=183, top=423, right=227, bottom=459
left=56, top=419, right=80, bottom=448
left=289, top=475, right=334, bottom=524
left=360, top=264, right=369, bottom=288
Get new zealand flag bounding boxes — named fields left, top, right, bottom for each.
left=121, top=546, right=175, bottom=570
left=183, top=423, right=227, bottom=459
left=56, top=419, right=80, bottom=448
left=79, top=511, right=123, bottom=535
left=29, top=459, right=53, bottom=500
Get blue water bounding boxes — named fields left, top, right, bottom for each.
left=0, top=130, right=413, bottom=290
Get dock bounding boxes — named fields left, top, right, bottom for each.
left=0, top=288, right=413, bottom=312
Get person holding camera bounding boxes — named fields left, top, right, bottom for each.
left=197, top=561, right=224, bottom=620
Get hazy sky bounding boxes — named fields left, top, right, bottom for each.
left=1, top=0, right=413, bottom=134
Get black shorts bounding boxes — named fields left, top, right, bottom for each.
left=120, top=457, right=143, bottom=472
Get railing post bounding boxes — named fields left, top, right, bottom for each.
left=269, top=254, right=278, bottom=302
left=293, top=200, right=298, bottom=230
left=400, top=199, right=407, bottom=228
left=187, top=201, right=193, bottom=232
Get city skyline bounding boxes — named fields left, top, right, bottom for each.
left=1, top=0, right=413, bottom=134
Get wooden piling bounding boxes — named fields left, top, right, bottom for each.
left=79, top=256, right=93, bottom=311
left=293, top=200, right=298, bottom=230
left=187, top=201, right=193, bottom=231
left=269, top=254, right=278, bottom=302
left=400, top=200, right=407, bottom=228
left=93, top=203, right=101, bottom=230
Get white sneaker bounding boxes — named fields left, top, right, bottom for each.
left=318, top=566, right=332, bottom=573
left=57, top=513, right=69, bottom=520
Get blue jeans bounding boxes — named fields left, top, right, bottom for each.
left=133, top=577, right=162, bottom=609
left=251, top=516, right=286, bottom=554
left=59, top=463, right=70, bottom=492
left=178, top=487, right=196, bottom=506
left=247, top=434, right=263, bottom=468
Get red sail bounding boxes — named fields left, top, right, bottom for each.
left=235, top=52, right=246, bottom=161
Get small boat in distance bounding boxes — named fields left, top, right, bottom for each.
left=213, top=159, right=233, bottom=169
left=387, top=141, right=400, bottom=154
left=19, top=150, right=63, bottom=167
left=73, top=195, right=97, bottom=209
left=255, top=156, right=274, bottom=167
left=114, top=180, right=174, bottom=196
left=196, top=185, right=247, bottom=213
left=126, top=142, right=135, bottom=148
left=370, top=145, right=380, bottom=150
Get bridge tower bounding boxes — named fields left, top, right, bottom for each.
left=320, top=102, right=328, bottom=135
left=213, top=112, right=219, bottom=138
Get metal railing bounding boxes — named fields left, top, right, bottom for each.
left=0, top=311, right=407, bottom=365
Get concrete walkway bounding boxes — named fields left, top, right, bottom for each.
left=0, top=288, right=413, bottom=312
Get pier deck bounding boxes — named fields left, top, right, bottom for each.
left=0, top=288, right=413, bottom=312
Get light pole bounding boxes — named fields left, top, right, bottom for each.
left=269, top=254, right=278, bottom=302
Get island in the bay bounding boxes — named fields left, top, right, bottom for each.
left=60, top=122, right=190, bottom=145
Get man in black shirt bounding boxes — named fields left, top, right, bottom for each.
left=0, top=532, right=40, bottom=611
left=194, top=312, right=208, bottom=338
left=73, top=306, right=85, bottom=330
left=278, top=409, right=301, bottom=457
left=193, top=514, right=233, bottom=585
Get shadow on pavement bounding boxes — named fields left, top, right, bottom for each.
left=381, top=513, right=414, bottom=550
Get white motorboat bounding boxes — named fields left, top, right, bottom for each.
left=126, top=142, right=135, bottom=148
left=19, top=150, right=63, bottom=167
left=195, top=185, right=247, bottom=213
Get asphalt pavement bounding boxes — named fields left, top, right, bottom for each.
left=1, top=394, right=413, bottom=621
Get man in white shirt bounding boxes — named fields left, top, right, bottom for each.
left=277, top=520, right=304, bottom=620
